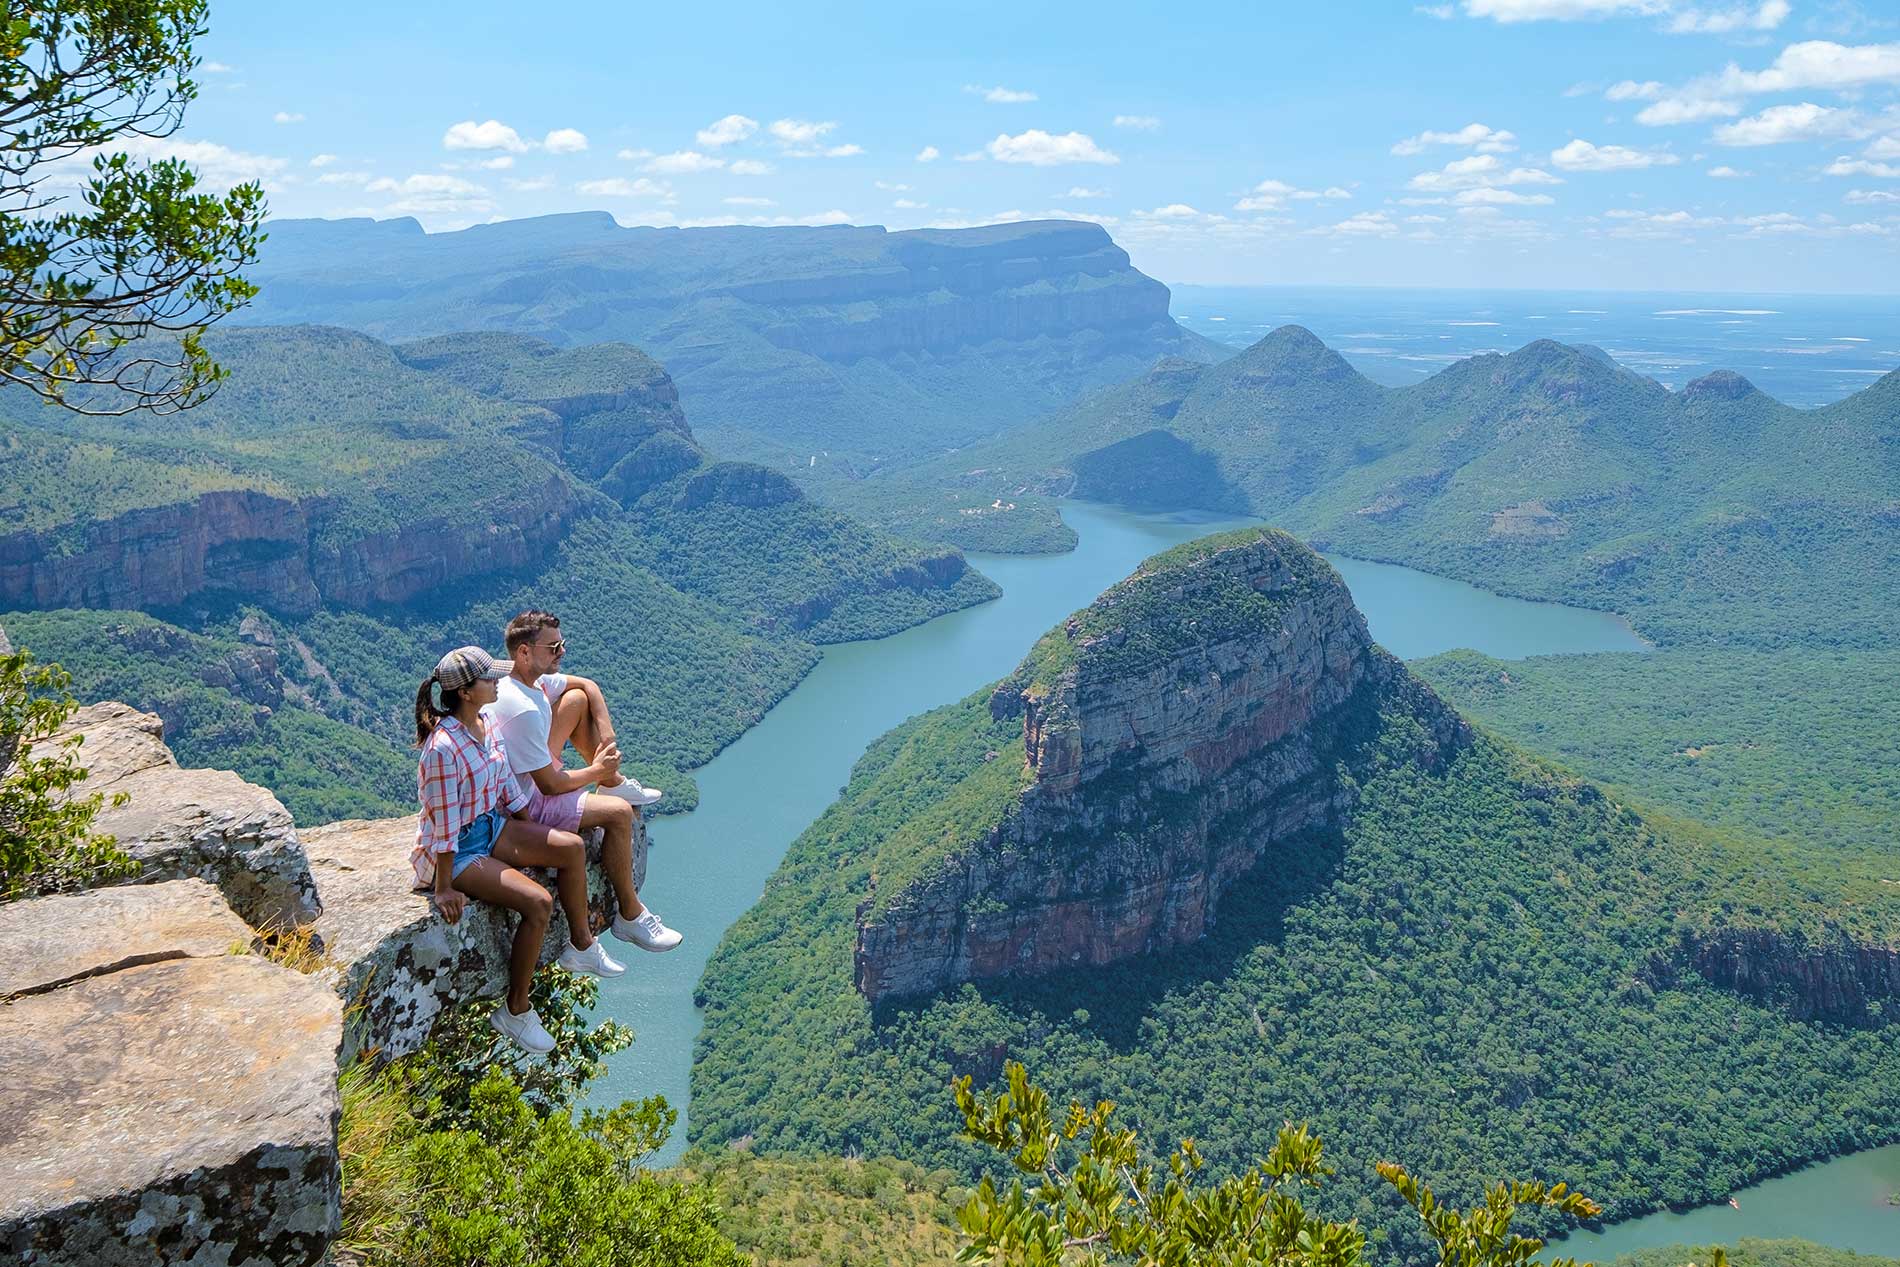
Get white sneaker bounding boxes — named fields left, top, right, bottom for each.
left=490, top=1003, right=556, bottom=1053
left=600, top=779, right=663, bottom=807
left=558, top=938, right=626, bottom=979
left=612, top=908, right=683, bottom=952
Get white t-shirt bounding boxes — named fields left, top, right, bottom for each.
left=485, top=672, right=569, bottom=792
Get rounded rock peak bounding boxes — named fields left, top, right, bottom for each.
left=1682, top=369, right=1757, bottom=400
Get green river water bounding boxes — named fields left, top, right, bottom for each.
left=578, top=501, right=1897, bottom=1258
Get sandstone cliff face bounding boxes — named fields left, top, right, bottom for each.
left=853, top=530, right=1466, bottom=1002
left=1660, top=927, right=1900, bottom=1023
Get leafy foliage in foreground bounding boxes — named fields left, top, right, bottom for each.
left=691, top=678, right=1900, bottom=1261
left=0, top=649, right=134, bottom=900
left=338, top=969, right=743, bottom=1267
left=955, top=1061, right=1600, bottom=1266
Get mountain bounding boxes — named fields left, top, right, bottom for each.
left=239, top=215, right=1224, bottom=468
left=689, top=528, right=1900, bottom=1260
left=865, top=328, right=1900, bottom=648
left=0, top=325, right=998, bottom=822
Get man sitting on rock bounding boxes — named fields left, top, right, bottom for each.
left=485, top=609, right=681, bottom=952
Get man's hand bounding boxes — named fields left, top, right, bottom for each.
left=435, top=888, right=466, bottom=924
left=591, top=739, right=623, bottom=779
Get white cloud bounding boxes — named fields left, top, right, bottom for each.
left=308, top=153, right=337, bottom=167
left=1454, top=186, right=1556, bottom=203
left=82, top=136, right=289, bottom=193
left=729, top=158, right=774, bottom=176
left=1140, top=203, right=1215, bottom=219
left=1462, top=0, right=1668, bottom=21
left=1825, top=156, right=1900, bottom=176
left=575, top=176, right=675, bottom=199
left=1665, top=1, right=1789, bottom=33
left=1416, top=4, right=1455, bottom=16
left=1708, top=164, right=1747, bottom=176
left=724, top=195, right=776, bottom=206
left=965, top=84, right=1038, bottom=103
left=273, top=111, right=304, bottom=125
left=696, top=114, right=759, bottom=147
left=202, top=61, right=235, bottom=73
left=443, top=119, right=529, bottom=153
left=1235, top=177, right=1353, bottom=211
left=1066, top=186, right=1108, bottom=198
left=875, top=181, right=911, bottom=191
left=1313, top=210, right=1400, bottom=236
left=477, top=155, right=514, bottom=170
left=1391, top=123, right=1517, bottom=155
left=616, top=148, right=654, bottom=161
left=1637, top=96, right=1742, bottom=125
left=1407, top=153, right=1562, bottom=190
left=543, top=128, right=589, bottom=154
left=824, top=143, right=864, bottom=158
left=916, top=146, right=941, bottom=162
left=1844, top=188, right=1900, bottom=203
left=893, top=198, right=927, bottom=209
left=769, top=118, right=837, bottom=147
left=644, top=150, right=725, bottom=174
left=1868, top=136, right=1900, bottom=160
left=1551, top=138, right=1682, bottom=169
left=315, top=170, right=372, bottom=186
left=504, top=177, right=554, bottom=192
left=1113, top=114, right=1161, bottom=130
left=985, top=129, right=1119, bottom=165
left=1714, top=102, right=1863, bottom=146
left=1720, top=40, right=1900, bottom=94
left=364, top=173, right=493, bottom=216
left=1606, top=80, right=1665, bottom=101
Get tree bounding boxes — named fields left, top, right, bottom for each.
left=953, top=1061, right=1603, bottom=1267
left=2, top=0, right=264, bottom=416
left=0, top=647, right=133, bottom=899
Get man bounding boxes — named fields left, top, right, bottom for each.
left=486, top=609, right=682, bottom=954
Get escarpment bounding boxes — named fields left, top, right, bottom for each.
left=851, top=528, right=1467, bottom=1003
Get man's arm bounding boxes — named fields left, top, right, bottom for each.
left=526, top=751, right=615, bottom=797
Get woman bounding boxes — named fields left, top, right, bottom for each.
left=412, top=645, right=626, bottom=1053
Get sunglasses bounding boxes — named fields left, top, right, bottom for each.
left=537, top=640, right=566, bottom=654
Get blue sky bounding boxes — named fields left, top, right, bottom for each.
left=159, top=0, right=1900, bottom=291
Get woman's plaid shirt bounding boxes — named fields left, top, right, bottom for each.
left=412, top=715, right=529, bottom=886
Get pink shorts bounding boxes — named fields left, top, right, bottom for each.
left=522, top=783, right=586, bottom=832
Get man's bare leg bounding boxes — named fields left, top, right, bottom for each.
left=550, top=687, right=624, bottom=787
left=577, top=794, right=645, bottom=918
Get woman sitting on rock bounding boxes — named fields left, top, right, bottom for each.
left=411, top=646, right=625, bottom=1054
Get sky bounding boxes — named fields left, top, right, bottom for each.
left=150, top=0, right=1900, bottom=292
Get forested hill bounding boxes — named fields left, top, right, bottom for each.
left=238, top=214, right=1224, bottom=468
left=0, top=325, right=997, bottom=824
left=690, top=527, right=1900, bottom=1263
left=868, top=326, right=1900, bottom=648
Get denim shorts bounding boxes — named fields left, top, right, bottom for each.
left=451, top=807, right=507, bottom=880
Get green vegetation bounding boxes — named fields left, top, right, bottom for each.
left=1610, top=1242, right=1900, bottom=1267
left=677, top=1150, right=966, bottom=1266
left=954, top=1060, right=1600, bottom=1266
left=338, top=969, right=744, bottom=1267
left=1415, top=648, right=1900, bottom=860
left=845, top=330, right=1900, bottom=650
left=1, top=324, right=998, bottom=823
left=1, top=0, right=263, bottom=417
left=0, top=649, right=134, bottom=899
left=693, top=590, right=1900, bottom=1260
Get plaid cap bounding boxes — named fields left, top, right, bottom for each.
left=432, top=645, right=512, bottom=690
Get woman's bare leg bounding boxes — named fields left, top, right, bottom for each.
left=452, top=858, right=553, bottom=1013
left=494, top=819, right=594, bottom=951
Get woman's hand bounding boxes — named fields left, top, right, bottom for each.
left=435, top=888, right=466, bottom=924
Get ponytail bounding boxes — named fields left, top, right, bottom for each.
left=414, top=675, right=469, bottom=746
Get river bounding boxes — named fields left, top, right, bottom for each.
left=586, top=501, right=1647, bottom=1164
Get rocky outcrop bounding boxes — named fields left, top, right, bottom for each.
left=1661, top=926, right=1900, bottom=1023
left=782, top=547, right=971, bottom=633
left=53, top=703, right=320, bottom=929
left=0, top=490, right=322, bottom=616
left=853, top=529, right=1467, bottom=1002
left=308, top=813, right=645, bottom=1060
left=0, top=886, right=342, bottom=1267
